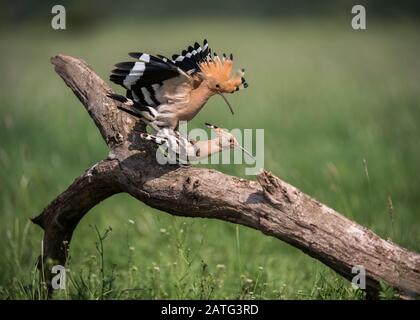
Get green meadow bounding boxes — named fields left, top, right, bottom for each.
left=0, top=18, right=419, bottom=299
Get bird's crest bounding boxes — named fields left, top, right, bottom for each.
left=199, top=53, right=248, bottom=93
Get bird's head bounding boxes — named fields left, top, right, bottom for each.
left=205, top=123, right=256, bottom=161
left=199, top=53, right=248, bottom=114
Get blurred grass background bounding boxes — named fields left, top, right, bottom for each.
left=0, top=0, right=419, bottom=299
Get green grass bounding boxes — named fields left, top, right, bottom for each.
left=0, top=17, right=419, bottom=299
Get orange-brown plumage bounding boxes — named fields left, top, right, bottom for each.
left=110, top=40, right=250, bottom=161
left=199, top=56, right=245, bottom=94
left=110, top=40, right=247, bottom=131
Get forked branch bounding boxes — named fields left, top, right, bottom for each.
left=32, top=55, right=420, bottom=299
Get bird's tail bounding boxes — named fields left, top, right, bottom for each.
left=107, top=93, right=143, bottom=119
left=107, top=93, right=128, bottom=103
left=140, top=132, right=168, bottom=145
left=117, top=106, right=142, bottom=119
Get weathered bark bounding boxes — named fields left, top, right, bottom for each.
left=32, top=54, right=420, bottom=299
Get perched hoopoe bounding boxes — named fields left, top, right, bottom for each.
left=140, top=123, right=255, bottom=163
left=108, top=39, right=250, bottom=162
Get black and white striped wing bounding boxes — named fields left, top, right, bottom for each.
left=169, top=39, right=211, bottom=73
left=110, top=53, right=190, bottom=108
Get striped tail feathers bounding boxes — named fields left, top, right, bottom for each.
left=117, top=106, right=142, bottom=119
left=116, top=104, right=161, bottom=131
left=140, top=132, right=168, bottom=145
left=107, top=93, right=129, bottom=103
left=140, top=128, right=185, bottom=146
left=108, top=93, right=161, bottom=128
left=140, top=131, right=185, bottom=164
left=140, top=130, right=196, bottom=164
left=107, top=93, right=140, bottom=117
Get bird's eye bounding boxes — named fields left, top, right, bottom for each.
left=215, top=84, right=220, bottom=89
left=229, top=138, right=234, bottom=144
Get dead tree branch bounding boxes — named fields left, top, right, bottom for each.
left=32, top=54, right=420, bottom=299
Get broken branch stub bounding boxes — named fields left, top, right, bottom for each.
left=32, top=54, right=420, bottom=298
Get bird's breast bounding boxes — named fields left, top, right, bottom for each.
left=176, top=100, right=207, bottom=121
left=177, top=85, right=213, bottom=121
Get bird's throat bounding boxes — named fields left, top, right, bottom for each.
left=180, top=82, right=214, bottom=121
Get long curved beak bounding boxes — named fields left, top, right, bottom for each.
left=218, top=93, right=234, bottom=115
left=237, top=145, right=256, bottom=161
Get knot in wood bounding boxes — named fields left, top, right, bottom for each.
left=107, top=132, right=124, bottom=146
left=257, top=170, right=298, bottom=209
left=183, top=176, right=201, bottom=200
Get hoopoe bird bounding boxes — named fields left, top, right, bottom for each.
left=108, top=39, right=250, bottom=161
left=140, top=123, right=255, bottom=163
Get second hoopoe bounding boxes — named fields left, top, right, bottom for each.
left=109, top=39, right=250, bottom=162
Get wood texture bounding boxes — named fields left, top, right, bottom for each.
left=32, top=54, right=420, bottom=299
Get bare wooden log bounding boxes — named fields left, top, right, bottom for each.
left=32, top=54, right=420, bottom=298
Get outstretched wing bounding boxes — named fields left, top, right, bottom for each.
left=170, top=39, right=211, bottom=73
left=110, top=53, right=192, bottom=109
